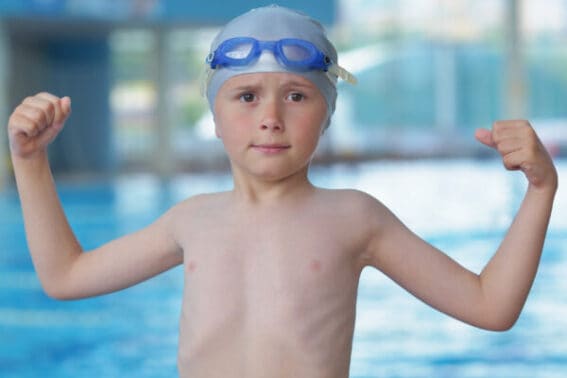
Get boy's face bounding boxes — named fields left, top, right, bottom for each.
left=214, top=72, right=327, bottom=182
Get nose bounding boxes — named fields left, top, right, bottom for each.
left=259, top=99, right=284, bottom=132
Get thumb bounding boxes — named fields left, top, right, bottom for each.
left=474, top=128, right=496, bottom=149
left=55, top=96, right=72, bottom=125
left=53, top=96, right=71, bottom=127
left=46, top=96, right=71, bottom=141
left=36, top=96, right=71, bottom=147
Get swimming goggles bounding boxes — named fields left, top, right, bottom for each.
left=206, top=37, right=357, bottom=85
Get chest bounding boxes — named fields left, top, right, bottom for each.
left=187, top=218, right=353, bottom=282
left=178, top=213, right=361, bottom=318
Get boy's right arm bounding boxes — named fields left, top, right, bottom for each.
left=8, top=93, right=183, bottom=299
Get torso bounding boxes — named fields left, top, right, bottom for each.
left=172, top=188, right=375, bottom=377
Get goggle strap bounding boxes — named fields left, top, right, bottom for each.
left=200, top=66, right=213, bottom=97
left=329, top=64, right=358, bottom=85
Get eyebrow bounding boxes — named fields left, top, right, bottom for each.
left=230, top=84, right=259, bottom=93
left=228, top=78, right=316, bottom=92
left=282, top=80, right=316, bottom=90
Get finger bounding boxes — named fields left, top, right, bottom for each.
left=35, top=92, right=67, bottom=125
left=37, top=93, right=72, bottom=126
left=34, top=119, right=65, bottom=148
left=502, top=148, right=551, bottom=188
left=501, top=150, right=524, bottom=171
left=499, top=136, right=541, bottom=171
left=491, top=120, right=534, bottom=143
left=9, top=106, right=49, bottom=138
left=9, top=113, right=65, bottom=158
left=474, top=128, right=496, bottom=148
left=21, top=95, right=56, bottom=128
left=494, top=137, right=524, bottom=156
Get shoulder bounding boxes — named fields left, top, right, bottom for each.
left=315, top=188, right=390, bottom=216
left=311, top=188, right=400, bottom=266
left=158, top=191, right=231, bottom=244
left=311, top=188, right=394, bottom=238
left=168, top=191, right=230, bottom=218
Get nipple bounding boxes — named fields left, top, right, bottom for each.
left=309, top=259, right=322, bottom=273
left=186, top=260, right=197, bottom=273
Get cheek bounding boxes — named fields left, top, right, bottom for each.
left=306, top=98, right=329, bottom=133
left=294, top=105, right=327, bottom=137
left=214, top=106, right=248, bottom=139
left=291, top=117, right=324, bottom=151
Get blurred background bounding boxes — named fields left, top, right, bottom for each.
left=0, top=0, right=566, bottom=183
left=1, top=1, right=567, bottom=377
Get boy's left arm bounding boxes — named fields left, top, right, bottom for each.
left=473, top=120, right=557, bottom=326
left=366, top=120, right=557, bottom=331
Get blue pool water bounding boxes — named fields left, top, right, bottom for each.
left=1, top=159, right=566, bottom=377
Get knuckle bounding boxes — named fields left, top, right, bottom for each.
left=525, top=125, right=537, bottom=138
left=502, top=154, right=516, bottom=169
left=491, top=125, right=505, bottom=142
left=27, top=108, right=47, bottom=130
left=8, top=112, right=26, bottom=130
left=37, top=91, right=55, bottom=100
left=22, top=96, right=35, bottom=105
left=44, top=101, right=56, bottom=116
left=8, top=112, right=20, bottom=130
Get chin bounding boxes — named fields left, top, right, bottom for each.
left=251, top=164, right=311, bottom=182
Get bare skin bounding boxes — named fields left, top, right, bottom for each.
left=7, top=73, right=557, bottom=377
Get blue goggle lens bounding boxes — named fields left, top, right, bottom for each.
left=207, top=37, right=331, bottom=72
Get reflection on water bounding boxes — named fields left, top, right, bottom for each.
left=1, top=159, right=565, bottom=377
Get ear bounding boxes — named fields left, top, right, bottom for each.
left=320, top=116, right=331, bottom=135
left=212, top=113, right=222, bottom=138
left=214, top=121, right=222, bottom=139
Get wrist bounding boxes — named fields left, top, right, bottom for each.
left=11, top=150, right=51, bottom=174
left=527, top=177, right=558, bottom=199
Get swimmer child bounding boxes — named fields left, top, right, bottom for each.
left=7, top=5, right=558, bottom=378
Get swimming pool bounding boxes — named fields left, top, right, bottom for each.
left=1, top=159, right=566, bottom=377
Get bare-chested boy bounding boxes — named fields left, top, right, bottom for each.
left=7, top=5, right=557, bottom=378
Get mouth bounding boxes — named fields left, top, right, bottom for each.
left=250, top=143, right=291, bottom=154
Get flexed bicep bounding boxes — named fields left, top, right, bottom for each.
left=57, top=209, right=183, bottom=300
left=363, top=206, right=502, bottom=330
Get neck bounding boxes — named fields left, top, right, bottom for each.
left=230, top=165, right=315, bottom=206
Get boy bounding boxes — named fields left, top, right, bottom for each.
left=7, top=5, right=558, bottom=378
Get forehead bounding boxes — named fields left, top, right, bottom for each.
left=220, top=71, right=319, bottom=90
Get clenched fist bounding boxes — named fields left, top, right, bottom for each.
left=475, top=120, right=558, bottom=192
left=8, top=92, right=71, bottom=159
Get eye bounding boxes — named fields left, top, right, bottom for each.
left=239, top=93, right=256, bottom=103
left=287, top=92, right=305, bottom=102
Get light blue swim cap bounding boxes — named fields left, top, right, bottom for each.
left=205, top=5, right=346, bottom=129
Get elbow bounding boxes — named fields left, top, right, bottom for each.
left=36, top=262, right=84, bottom=300
left=477, top=312, right=520, bottom=332
left=45, top=289, right=81, bottom=301
left=45, top=290, right=73, bottom=301
left=41, top=280, right=77, bottom=301
left=43, top=285, right=68, bottom=301
left=482, top=320, right=516, bottom=332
